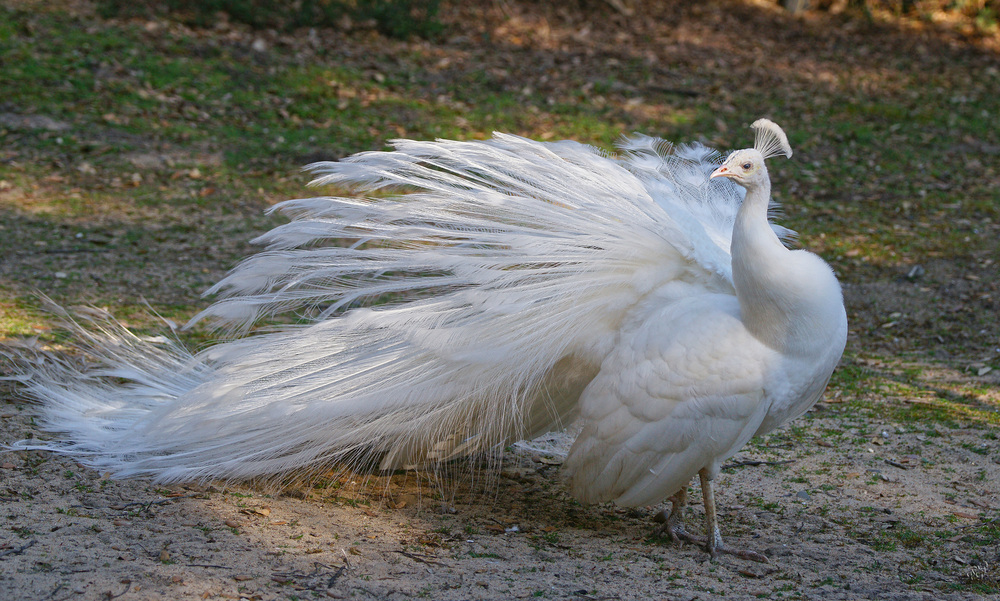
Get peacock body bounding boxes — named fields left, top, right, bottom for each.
left=9, top=120, right=847, bottom=557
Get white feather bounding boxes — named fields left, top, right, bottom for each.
left=8, top=128, right=845, bottom=523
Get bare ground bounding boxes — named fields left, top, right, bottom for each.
left=3, top=375, right=999, bottom=600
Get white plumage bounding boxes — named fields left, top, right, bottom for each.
left=8, top=120, right=847, bottom=559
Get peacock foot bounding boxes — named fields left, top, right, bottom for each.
left=653, top=521, right=769, bottom=563
left=650, top=508, right=769, bottom=563
left=651, top=507, right=693, bottom=543
left=651, top=489, right=690, bottom=543
left=650, top=474, right=769, bottom=563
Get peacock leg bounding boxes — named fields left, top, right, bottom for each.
left=698, top=468, right=769, bottom=563
left=652, top=487, right=690, bottom=542
left=698, top=468, right=724, bottom=557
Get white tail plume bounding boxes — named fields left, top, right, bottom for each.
left=7, top=132, right=795, bottom=485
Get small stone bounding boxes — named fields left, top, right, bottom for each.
left=795, top=490, right=811, bottom=501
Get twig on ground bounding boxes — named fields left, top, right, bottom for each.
left=43, top=583, right=64, bottom=601
left=271, top=561, right=348, bottom=593
left=722, top=459, right=794, bottom=469
left=327, top=564, right=346, bottom=588
left=105, top=579, right=130, bottom=600
left=110, top=493, right=200, bottom=512
left=394, top=550, right=447, bottom=567
left=0, top=539, right=36, bottom=559
left=40, top=248, right=111, bottom=254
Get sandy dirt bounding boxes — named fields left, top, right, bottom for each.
left=2, top=374, right=998, bottom=600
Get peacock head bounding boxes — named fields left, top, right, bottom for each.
left=710, top=119, right=792, bottom=190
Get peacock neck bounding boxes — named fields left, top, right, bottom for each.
left=730, top=179, right=801, bottom=352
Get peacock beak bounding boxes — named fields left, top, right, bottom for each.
left=710, top=165, right=733, bottom=179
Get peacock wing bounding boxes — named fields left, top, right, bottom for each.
left=563, top=292, right=778, bottom=507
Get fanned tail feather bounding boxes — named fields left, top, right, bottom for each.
left=7, top=133, right=792, bottom=483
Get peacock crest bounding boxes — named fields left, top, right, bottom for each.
left=751, top=118, right=793, bottom=160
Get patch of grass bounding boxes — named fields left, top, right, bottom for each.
left=869, top=536, right=898, bottom=552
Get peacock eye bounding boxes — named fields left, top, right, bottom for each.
left=741, top=162, right=751, bottom=170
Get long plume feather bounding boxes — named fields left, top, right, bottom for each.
left=7, top=132, right=795, bottom=484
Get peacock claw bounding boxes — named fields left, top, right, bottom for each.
left=683, top=533, right=770, bottom=564
left=650, top=507, right=769, bottom=563
left=651, top=510, right=690, bottom=544
left=705, top=533, right=770, bottom=563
